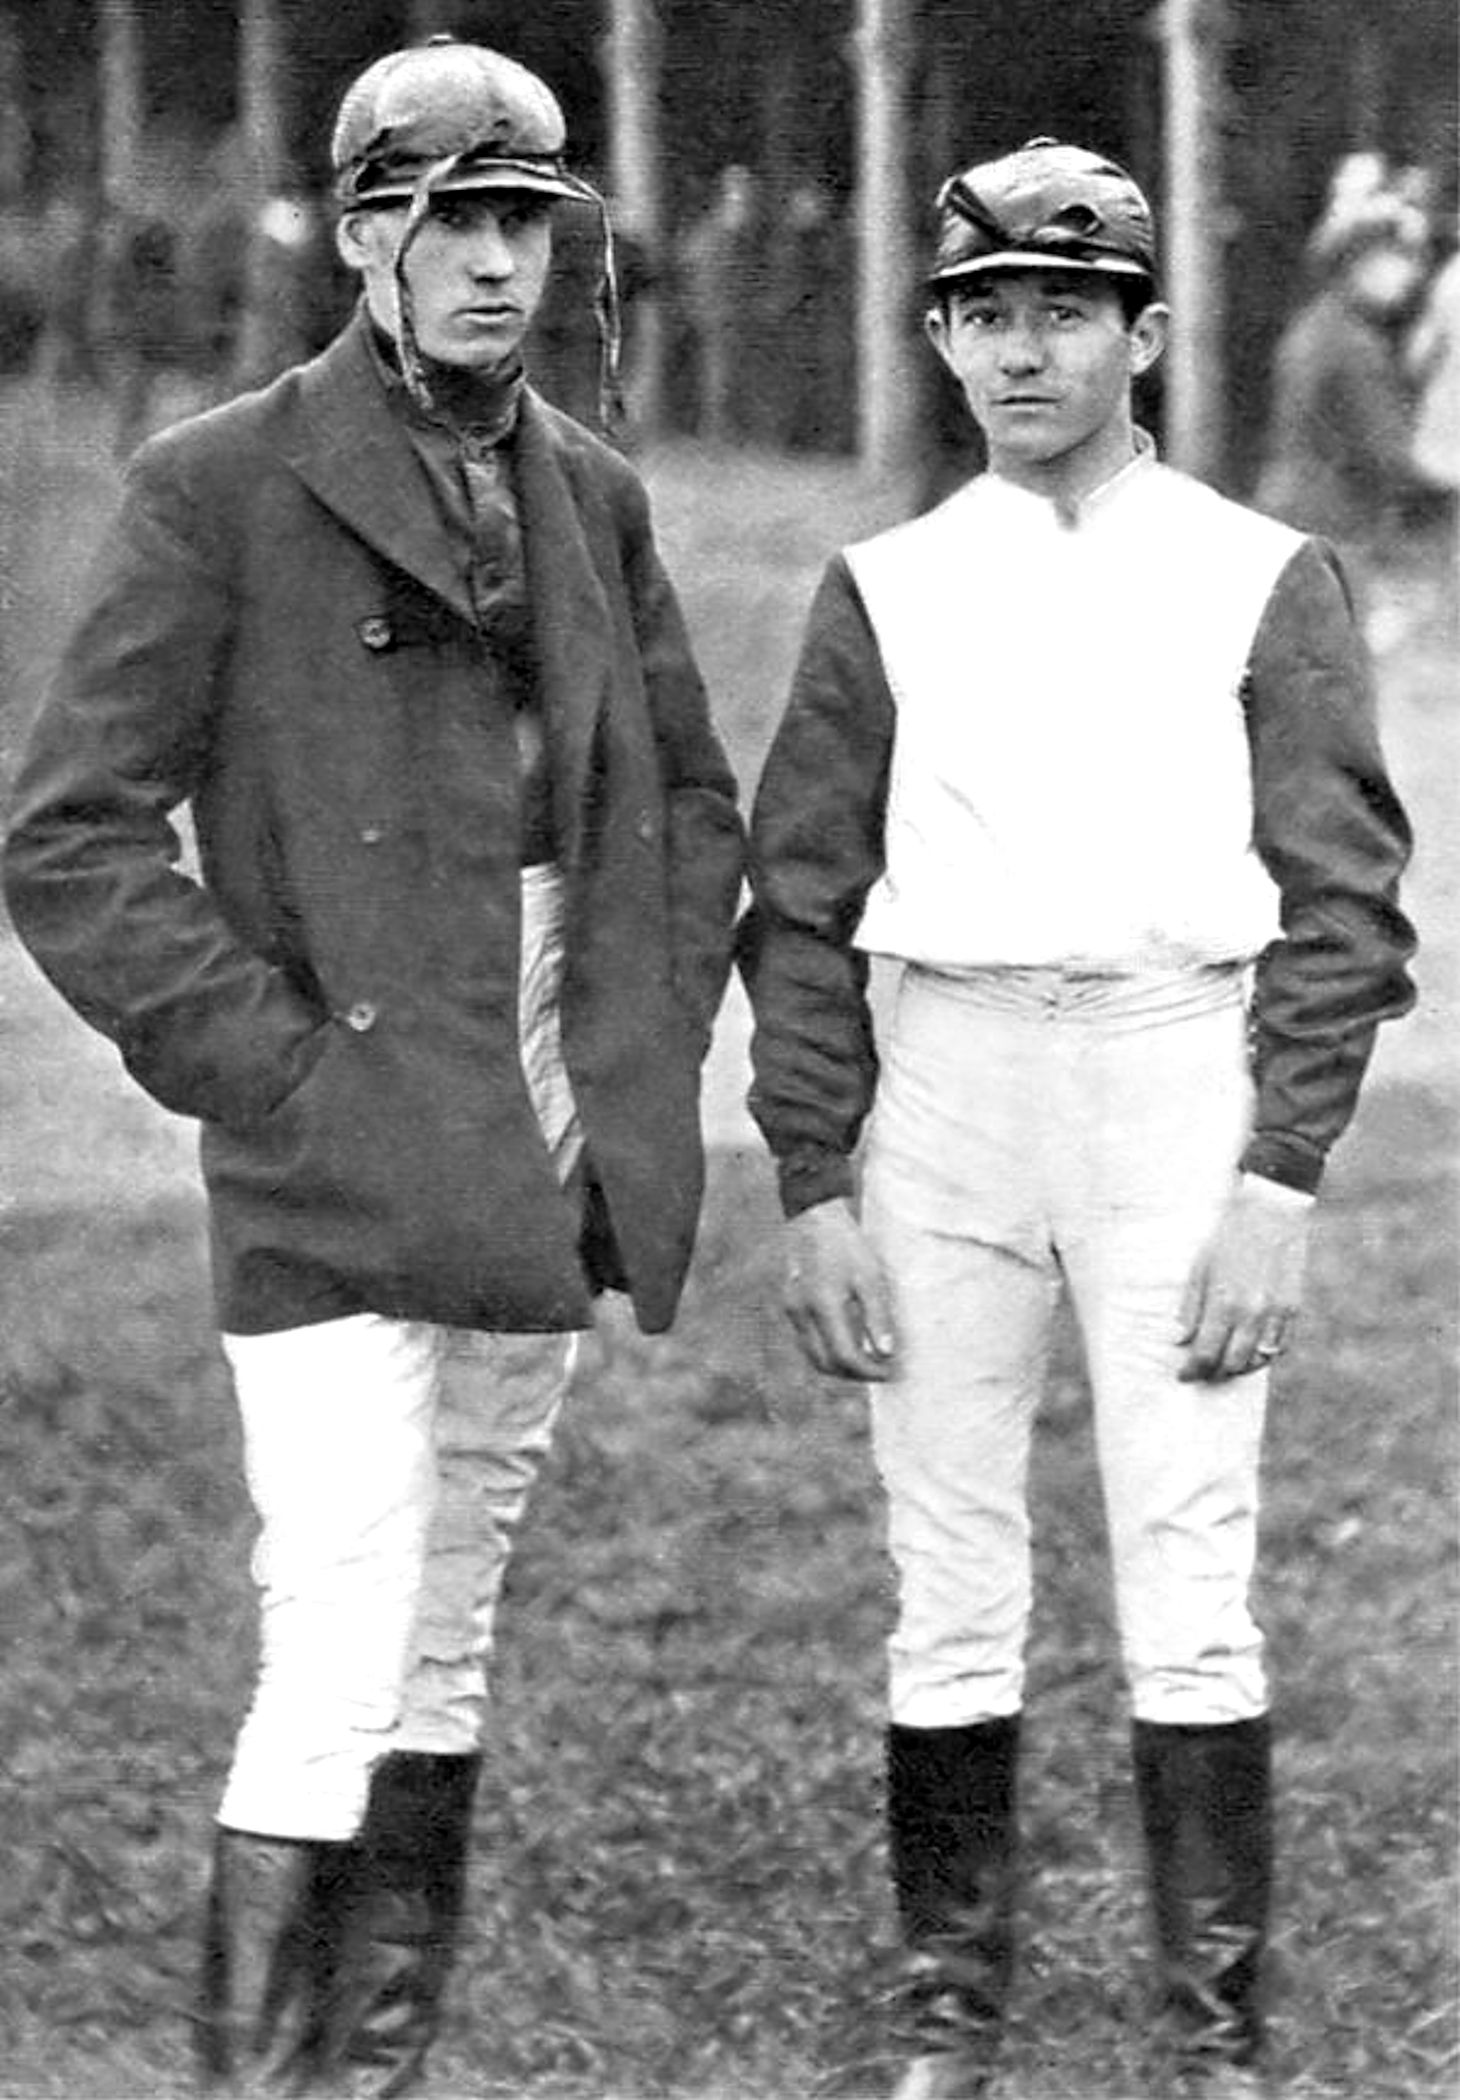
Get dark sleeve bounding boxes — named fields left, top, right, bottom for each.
left=1, top=433, right=328, bottom=1129
left=1240, top=538, right=1417, bottom=1192
left=620, top=478, right=745, bottom=1057
left=739, top=555, right=895, bottom=1216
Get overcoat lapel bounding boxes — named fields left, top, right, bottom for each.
left=281, top=310, right=477, bottom=627
left=281, top=316, right=612, bottom=871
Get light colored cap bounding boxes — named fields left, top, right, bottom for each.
left=332, top=37, right=583, bottom=207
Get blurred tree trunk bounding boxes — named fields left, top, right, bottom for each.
left=853, top=0, right=919, bottom=475
left=0, top=10, right=31, bottom=202
left=1159, top=0, right=1230, bottom=483
left=240, top=0, right=286, bottom=193
left=603, top=0, right=665, bottom=431
left=234, top=0, right=287, bottom=388
left=98, top=0, right=141, bottom=207
left=1348, top=18, right=1385, bottom=151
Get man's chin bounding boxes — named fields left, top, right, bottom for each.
left=428, top=345, right=518, bottom=374
left=418, top=324, right=525, bottom=374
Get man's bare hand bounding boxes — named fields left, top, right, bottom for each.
left=1177, top=1173, right=1315, bottom=1383
left=783, top=1198, right=898, bottom=1381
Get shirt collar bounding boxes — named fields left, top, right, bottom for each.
left=363, top=307, right=524, bottom=450
left=977, top=428, right=1159, bottom=527
left=1078, top=428, right=1158, bottom=517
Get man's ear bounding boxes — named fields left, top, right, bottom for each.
left=924, top=302, right=956, bottom=374
left=1128, top=300, right=1169, bottom=378
left=334, top=211, right=373, bottom=274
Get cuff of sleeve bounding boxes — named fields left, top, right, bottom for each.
left=778, top=1149, right=857, bottom=1218
left=1239, top=1130, right=1326, bottom=1195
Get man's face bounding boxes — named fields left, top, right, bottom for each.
left=338, top=190, right=554, bottom=370
left=926, top=267, right=1166, bottom=499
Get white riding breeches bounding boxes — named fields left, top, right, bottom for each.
left=861, top=962, right=1270, bottom=1732
left=218, top=1319, right=576, bottom=1840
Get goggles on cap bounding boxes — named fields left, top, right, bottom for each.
left=929, top=138, right=1157, bottom=290
left=337, top=140, right=583, bottom=209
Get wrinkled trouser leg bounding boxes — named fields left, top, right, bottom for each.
left=205, top=1318, right=576, bottom=2093
left=219, top=1319, right=576, bottom=1831
left=1054, top=986, right=1272, bottom=2069
left=863, top=964, right=1267, bottom=1731
left=314, top=1330, right=578, bottom=2095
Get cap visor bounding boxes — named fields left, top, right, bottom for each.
left=929, top=249, right=1152, bottom=286
left=433, top=162, right=584, bottom=201
left=347, top=163, right=584, bottom=207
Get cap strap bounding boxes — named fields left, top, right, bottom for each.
left=576, top=177, right=624, bottom=435
left=391, top=151, right=468, bottom=410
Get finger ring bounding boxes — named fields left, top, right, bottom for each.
left=1255, top=1343, right=1283, bottom=1360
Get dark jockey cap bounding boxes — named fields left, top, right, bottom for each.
left=928, top=138, right=1158, bottom=292
left=331, top=37, right=587, bottom=208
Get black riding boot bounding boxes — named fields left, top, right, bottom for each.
left=322, top=1750, right=482, bottom=2098
left=885, top=1715, right=1021, bottom=2100
left=1132, top=1715, right=1273, bottom=2090
left=196, top=1827, right=351, bottom=2095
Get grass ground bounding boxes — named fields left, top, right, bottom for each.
left=0, top=380, right=1456, bottom=2099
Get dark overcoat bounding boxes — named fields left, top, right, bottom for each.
left=3, top=312, right=745, bottom=1337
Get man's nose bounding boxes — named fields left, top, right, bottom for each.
left=997, top=321, right=1045, bottom=370
left=465, top=219, right=514, bottom=275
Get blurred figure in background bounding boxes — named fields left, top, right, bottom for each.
left=1256, top=155, right=1431, bottom=559
left=30, top=188, right=104, bottom=390
left=230, top=184, right=348, bottom=393
left=86, top=202, right=184, bottom=457
left=177, top=135, right=257, bottom=395
left=1405, top=221, right=1460, bottom=540
left=762, top=178, right=855, bottom=454
left=676, top=162, right=762, bottom=443
left=180, top=146, right=351, bottom=407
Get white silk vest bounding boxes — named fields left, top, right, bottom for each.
left=847, top=453, right=1302, bottom=971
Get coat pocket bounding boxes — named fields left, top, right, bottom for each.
left=201, top=1012, right=593, bottom=1330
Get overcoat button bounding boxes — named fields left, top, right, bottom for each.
left=342, top=1000, right=378, bottom=1033
left=359, top=824, right=385, bottom=845
left=357, top=615, right=394, bottom=652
